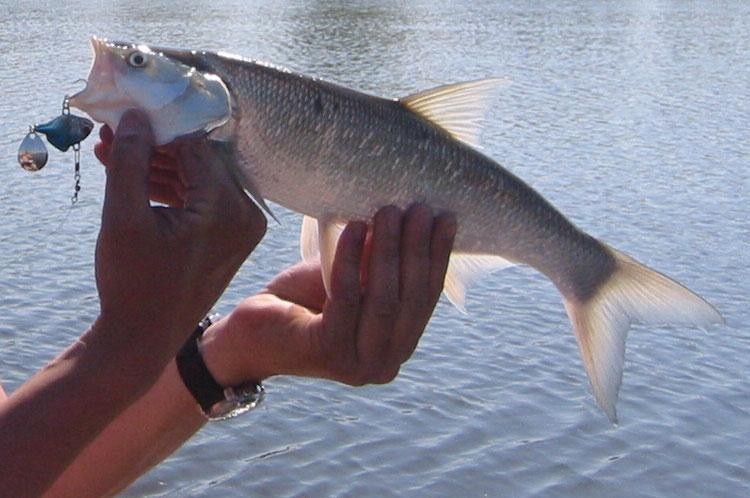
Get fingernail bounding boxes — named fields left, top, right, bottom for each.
left=349, top=221, right=367, bottom=243
left=441, top=212, right=458, bottom=238
left=408, top=202, right=433, bottom=222
left=99, top=124, right=113, bottom=142
left=375, top=205, right=403, bottom=230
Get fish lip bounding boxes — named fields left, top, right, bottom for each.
left=68, top=36, right=120, bottom=110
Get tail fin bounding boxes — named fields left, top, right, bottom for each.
left=563, top=247, right=723, bottom=422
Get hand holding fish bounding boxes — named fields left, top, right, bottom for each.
left=93, top=110, right=266, bottom=359
left=198, top=204, right=457, bottom=388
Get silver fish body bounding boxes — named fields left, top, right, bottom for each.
left=169, top=50, right=614, bottom=297
left=70, top=40, right=723, bottom=421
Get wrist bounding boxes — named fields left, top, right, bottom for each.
left=85, top=316, right=171, bottom=383
left=92, top=310, right=190, bottom=362
left=177, top=316, right=264, bottom=420
left=198, top=318, right=250, bottom=387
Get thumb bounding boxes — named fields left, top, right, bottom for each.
left=104, top=110, right=154, bottom=219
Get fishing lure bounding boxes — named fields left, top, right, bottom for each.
left=17, top=96, right=94, bottom=203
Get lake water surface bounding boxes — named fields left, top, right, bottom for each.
left=1, top=1, right=748, bottom=496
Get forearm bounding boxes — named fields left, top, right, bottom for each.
left=0, top=321, right=175, bottom=496
left=46, top=315, right=282, bottom=497
left=46, top=360, right=206, bottom=498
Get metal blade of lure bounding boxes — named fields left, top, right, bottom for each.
left=18, top=128, right=49, bottom=172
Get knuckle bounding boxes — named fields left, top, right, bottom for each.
left=346, top=374, right=368, bottom=387
left=347, top=361, right=400, bottom=386
left=344, top=359, right=376, bottom=387
left=370, top=364, right=400, bottom=385
left=235, top=204, right=267, bottom=246
left=386, top=365, right=401, bottom=383
left=338, top=363, right=367, bottom=386
left=248, top=212, right=268, bottom=244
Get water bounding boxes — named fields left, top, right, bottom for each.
left=1, top=1, right=748, bottom=496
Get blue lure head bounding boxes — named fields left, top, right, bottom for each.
left=34, top=113, right=94, bottom=152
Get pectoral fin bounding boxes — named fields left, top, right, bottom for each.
left=299, top=215, right=346, bottom=296
left=444, top=253, right=516, bottom=312
left=208, top=138, right=278, bottom=223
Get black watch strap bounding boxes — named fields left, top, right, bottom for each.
left=176, top=317, right=225, bottom=414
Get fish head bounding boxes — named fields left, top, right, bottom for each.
left=69, top=37, right=231, bottom=144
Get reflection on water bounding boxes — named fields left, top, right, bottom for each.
left=0, top=1, right=748, bottom=497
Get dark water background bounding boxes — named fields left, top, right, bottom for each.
left=1, top=1, right=748, bottom=496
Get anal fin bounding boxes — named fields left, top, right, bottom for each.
left=444, top=253, right=516, bottom=312
left=299, top=215, right=346, bottom=297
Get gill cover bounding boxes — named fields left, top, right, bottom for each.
left=69, top=38, right=231, bottom=145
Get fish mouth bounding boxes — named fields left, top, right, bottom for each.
left=68, top=37, right=116, bottom=111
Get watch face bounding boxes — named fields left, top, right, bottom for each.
left=208, top=383, right=264, bottom=420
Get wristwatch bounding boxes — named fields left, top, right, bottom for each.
left=176, top=315, right=264, bottom=420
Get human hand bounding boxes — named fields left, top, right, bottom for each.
left=199, top=204, right=456, bottom=387
left=92, top=110, right=266, bottom=358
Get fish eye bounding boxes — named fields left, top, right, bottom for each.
left=127, top=51, right=148, bottom=68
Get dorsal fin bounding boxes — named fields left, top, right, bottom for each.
left=400, top=78, right=509, bottom=148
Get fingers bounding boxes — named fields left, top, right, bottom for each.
left=264, top=260, right=328, bottom=313
left=391, top=204, right=436, bottom=362
left=151, top=151, right=179, bottom=171
left=94, top=141, right=109, bottom=166
left=323, top=221, right=367, bottom=354
left=174, top=138, right=234, bottom=195
left=97, top=125, right=177, bottom=173
left=94, top=125, right=113, bottom=166
left=100, top=124, right=113, bottom=144
left=357, top=206, right=403, bottom=378
left=148, top=182, right=184, bottom=207
left=305, top=205, right=456, bottom=387
left=345, top=204, right=456, bottom=385
left=393, top=209, right=456, bottom=364
left=428, top=212, right=457, bottom=301
left=96, top=125, right=184, bottom=207
left=102, top=110, right=154, bottom=222
left=172, top=140, right=254, bottom=224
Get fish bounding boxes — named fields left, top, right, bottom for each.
left=69, top=37, right=723, bottom=422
